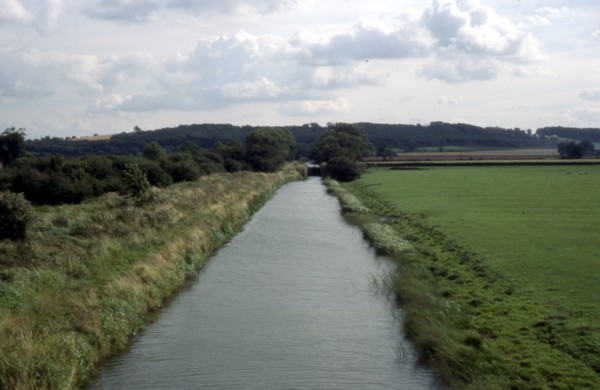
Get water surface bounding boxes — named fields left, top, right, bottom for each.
left=89, top=178, right=442, bottom=389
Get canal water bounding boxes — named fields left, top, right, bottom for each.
left=89, top=178, right=442, bottom=389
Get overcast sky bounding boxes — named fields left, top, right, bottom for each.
left=1, top=0, right=599, bottom=139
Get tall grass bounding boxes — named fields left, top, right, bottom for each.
left=326, top=168, right=600, bottom=389
left=0, top=164, right=303, bottom=389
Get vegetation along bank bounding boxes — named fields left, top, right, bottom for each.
left=0, top=164, right=304, bottom=389
left=326, top=166, right=599, bottom=390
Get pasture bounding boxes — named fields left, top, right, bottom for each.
left=345, top=165, right=600, bottom=388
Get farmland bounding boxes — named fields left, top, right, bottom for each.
left=341, top=165, right=600, bottom=389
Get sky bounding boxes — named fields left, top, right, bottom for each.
left=0, top=0, right=599, bottom=139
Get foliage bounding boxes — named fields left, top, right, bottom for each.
left=312, top=122, right=373, bottom=163
left=325, top=156, right=362, bottom=181
left=245, top=127, right=296, bottom=172
left=0, top=191, right=33, bottom=241
left=142, top=141, right=166, bottom=160
left=0, top=127, right=26, bottom=167
left=557, top=141, right=585, bottom=158
left=121, top=163, right=152, bottom=203
left=24, top=122, right=558, bottom=159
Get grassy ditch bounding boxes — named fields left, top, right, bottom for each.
left=325, top=171, right=599, bottom=390
left=0, top=164, right=304, bottom=389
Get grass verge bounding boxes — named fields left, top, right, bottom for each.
left=325, top=174, right=599, bottom=390
left=0, top=164, right=304, bottom=389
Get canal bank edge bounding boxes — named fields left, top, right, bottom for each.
left=0, top=163, right=305, bottom=390
left=324, top=179, right=600, bottom=390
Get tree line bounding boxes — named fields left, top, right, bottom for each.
left=0, top=127, right=296, bottom=206
left=24, top=121, right=564, bottom=158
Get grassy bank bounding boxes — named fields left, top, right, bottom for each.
left=0, top=164, right=304, bottom=389
left=326, top=166, right=599, bottom=389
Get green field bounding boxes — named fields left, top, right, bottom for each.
left=344, top=165, right=600, bottom=388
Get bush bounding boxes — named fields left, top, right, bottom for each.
left=326, top=156, right=361, bottom=182
left=0, top=191, right=33, bottom=241
left=121, top=163, right=153, bottom=203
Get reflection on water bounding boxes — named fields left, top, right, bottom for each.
left=89, top=178, right=443, bottom=389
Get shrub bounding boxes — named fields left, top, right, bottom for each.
left=121, top=163, right=153, bottom=203
left=0, top=191, right=33, bottom=241
left=326, top=156, right=361, bottom=182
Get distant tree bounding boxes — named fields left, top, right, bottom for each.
left=580, top=140, right=595, bottom=157
left=133, top=126, right=142, bottom=133
left=375, top=142, right=394, bottom=160
left=0, top=127, right=26, bottom=167
left=245, top=127, right=296, bottom=172
left=143, top=141, right=166, bottom=161
left=312, top=123, right=373, bottom=163
left=557, top=141, right=584, bottom=159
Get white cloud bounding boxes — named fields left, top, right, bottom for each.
left=280, top=97, right=351, bottom=116
left=579, top=88, right=600, bottom=101
left=303, top=16, right=431, bottom=64
left=419, top=0, right=543, bottom=83
left=420, top=56, right=499, bottom=83
left=0, top=0, right=33, bottom=23
left=0, top=48, right=56, bottom=100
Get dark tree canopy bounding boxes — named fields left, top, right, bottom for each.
left=312, top=123, right=373, bottom=163
left=245, top=127, right=296, bottom=172
left=0, top=127, right=26, bottom=167
left=325, top=156, right=362, bottom=182
left=557, top=141, right=587, bottom=159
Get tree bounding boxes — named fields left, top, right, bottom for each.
left=0, top=127, right=26, bottom=167
left=580, top=140, right=595, bottom=157
left=245, top=127, right=296, bottom=172
left=326, top=156, right=361, bottom=182
left=557, top=141, right=584, bottom=159
left=312, top=123, right=373, bottom=163
left=143, top=141, right=166, bottom=161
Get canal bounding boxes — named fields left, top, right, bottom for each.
left=89, top=177, right=442, bottom=389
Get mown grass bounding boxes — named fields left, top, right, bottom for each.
left=0, top=164, right=304, bottom=389
left=327, top=165, right=600, bottom=389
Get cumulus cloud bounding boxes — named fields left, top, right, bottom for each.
left=528, top=7, right=569, bottom=26
left=279, top=97, right=351, bottom=116
left=579, top=88, right=600, bottom=101
left=419, top=0, right=543, bottom=83
left=303, top=16, right=431, bottom=64
left=0, top=0, right=33, bottom=23
left=0, top=48, right=56, bottom=100
left=420, top=56, right=498, bottom=83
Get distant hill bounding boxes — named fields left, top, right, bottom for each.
left=536, top=127, right=600, bottom=143
left=26, top=122, right=559, bottom=157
